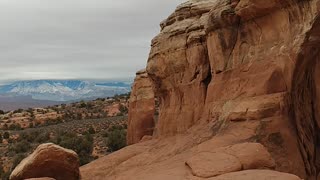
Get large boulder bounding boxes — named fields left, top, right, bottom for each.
left=10, top=143, right=80, bottom=180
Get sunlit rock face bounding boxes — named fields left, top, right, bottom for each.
left=81, top=0, right=320, bottom=179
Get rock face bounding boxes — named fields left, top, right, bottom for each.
left=126, top=69, right=155, bottom=145
left=82, top=0, right=320, bottom=179
left=10, top=143, right=80, bottom=180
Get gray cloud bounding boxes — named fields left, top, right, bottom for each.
left=0, top=0, right=182, bottom=83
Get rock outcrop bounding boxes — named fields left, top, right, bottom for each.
left=10, top=143, right=80, bottom=180
left=126, top=69, right=155, bottom=145
left=81, top=0, right=320, bottom=179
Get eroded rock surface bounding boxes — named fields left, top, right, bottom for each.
left=126, top=69, right=155, bottom=145
left=186, top=143, right=275, bottom=178
left=10, top=143, right=80, bottom=180
left=81, top=0, right=320, bottom=179
left=186, top=152, right=242, bottom=178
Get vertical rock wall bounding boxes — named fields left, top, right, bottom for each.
left=127, top=69, right=155, bottom=145
left=288, top=15, right=320, bottom=179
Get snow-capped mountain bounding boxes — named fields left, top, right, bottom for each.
left=0, top=80, right=131, bottom=101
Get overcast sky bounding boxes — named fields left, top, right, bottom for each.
left=0, top=0, right=182, bottom=84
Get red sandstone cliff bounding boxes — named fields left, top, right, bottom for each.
left=79, top=0, right=320, bottom=179
left=126, top=69, right=155, bottom=145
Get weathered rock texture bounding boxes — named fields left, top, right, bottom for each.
left=10, top=143, right=80, bottom=180
left=185, top=143, right=275, bottom=178
left=126, top=69, right=155, bottom=145
left=81, top=0, right=320, bottom=179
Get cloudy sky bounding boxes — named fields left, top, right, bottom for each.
left=0, top=0, right=182, bottom=84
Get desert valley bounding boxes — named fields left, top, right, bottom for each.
left=0, top=93, right=130, bottom=179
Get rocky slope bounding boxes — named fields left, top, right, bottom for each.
left=0, top=94, right=129, bottom=130
left=11, top=0, right=320, bottom=179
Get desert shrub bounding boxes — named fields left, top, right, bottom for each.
left=76, top=113, right=83, bottom=120
left=0, top=110, right=4, bottom=115
left=2, top=123, right=8, bottom=130
left=102, top=131, right=109, bottom=137
left=3, top=152, right=27, bottom=179
left=35, top=121, right=41, bottom=127
left=10, top=140, right=31, bottom=153
left=79, top=102, right=86, bottom=108
left=18, top=131, right=48, bottom=143
left=88, top=126, right=96, bottom=134
left=3, top=132, right=9, bottom=139
left=0, top=162, right=10, bottom=180
left=9, top=123, right=22, bottom=130
left=0, top=164, right=4, bottom=178
left=109, top=125, right=123, bottom=131
left=35, top=132, right=50, bottom=143
left=18, top=132, right=34, bottom=142
left=30, top=113, right=35, bottom=121
left=42, top=118, right=63, bottom=127
left=107, top=129, right=126, bottom=152
left=12, top=153, right=27, bottom=169
left=86, top=103, right=94, bottom=109
left=0, top=133, right=2, bottom=143
left=13, top=109, right=23, bottom=114
left=26, top=108, right=33, bottom=113
left=119, top=104, right=128, bottom=114
left=55, top=132, right=94, bottom=165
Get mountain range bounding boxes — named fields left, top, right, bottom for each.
left=0, top=80, right=131, bottom=103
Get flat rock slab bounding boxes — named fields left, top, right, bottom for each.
left=186, top=152, right=242, bottom=178
left=222, top=143, right=276, bottom=170
left=206, top=170, right=302, bottom=180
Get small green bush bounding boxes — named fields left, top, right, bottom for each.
left=10, top=140, right=31, bottom=153
left=9, top=123, right=22, bottom=130
left=3, top=132, right=9, bottom=139
left=107, top=129, right=126, bottom=152
left=88, top=126, right=96, bottom=134
left=55, top=132, right=94, bottom=165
